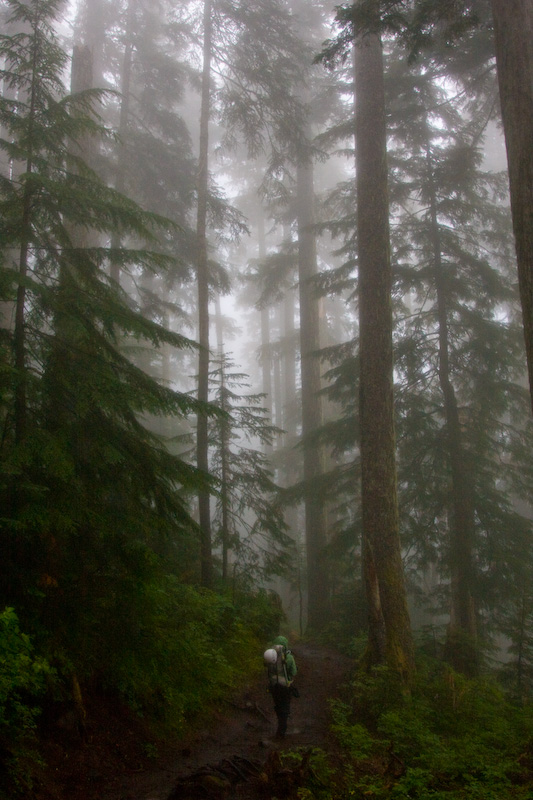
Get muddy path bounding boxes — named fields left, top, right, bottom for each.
left=37, top=643, right=353, bottom=800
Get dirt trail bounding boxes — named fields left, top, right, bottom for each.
left=38, top=643, right=353, bottom=800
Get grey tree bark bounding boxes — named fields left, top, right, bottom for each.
left=257, top=210, right=273, bottom=444
left=354, top=10, right=415, bottom=682
left=196, top=0, right=214, bottom=588
left=491, top=0, right=533, bottom=413
left=297, top=153, right=329, bottom=632
left=110, top=0, right=135, bottom=286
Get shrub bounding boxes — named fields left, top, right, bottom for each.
left=0, top=608, right=54, bottom=796
left=329, top=699, right=375, bottom=759
left=327, top=660, right=533, bottom=799
left=98, top=580, right=267, bottom=732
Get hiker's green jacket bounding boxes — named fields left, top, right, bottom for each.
left=272, top=635, right=297, bottom=682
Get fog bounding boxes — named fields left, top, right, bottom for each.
left=2, top=0, right=532, bottom=660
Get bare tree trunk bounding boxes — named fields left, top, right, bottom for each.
left=354, top=13, right=415, bottom=682
left=219, top=361, right=230, bottom=582
left=260, top=306, right=273, bottom=430
left=196, top=0, right=213, bottom=588
left=273, top=305, right=283, bottom=432
left=74, top=0, right=107, bottom=89
left=283, top=282, right=297, bottom=447
left=214, top=294, right=224, bottom=354
left=257, top=210, right=273, bottom=443
left=0, top=16, right=21, bottom=336
left=281, top=268, right=301, bottom=628
left=491, top=0, right=533, bottom=413
left=68, top=44, right=94, bottom=248
left=110, top=0, right=135, bottom=285
left=361, top=536, right=387, bottom=667
left=297, top=153, right=329, bottom=632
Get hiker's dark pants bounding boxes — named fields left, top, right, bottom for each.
left=271, top=684, right=291, bottom=737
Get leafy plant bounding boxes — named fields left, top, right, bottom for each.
left=280, top=747, right=336, bottom=800
left=329, top=699, right=375, bottom=759
left=97, top=580, right=273, bottom=733
left=0, top=608, right=54, bottom=796
left=319, top=660, right=533, bottom=800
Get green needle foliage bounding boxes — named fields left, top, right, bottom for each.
left=315, top=9, right=533, bottom=667
left=387, top=47, right=533, bottom=663
left=208, top=351, right=294, bottom=584
left=0, top=0, right=212, bottom=708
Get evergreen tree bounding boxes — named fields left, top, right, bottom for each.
left=353, top=0, right=415, bottom=680
left=0, top=0, right=207, bottom=671
left=379, top=5, right=533, bottom=670
left=405, top=0, right=533, bottom=407
left=208, top=352, right=292, bottom=584
left=73, top=0, right=199, bottom=349
left=191, top=0, right=307, bottom=588
left=229, top=0, right=341, bottom=633
left=389, top=56, right=533, bottom=669
left=317, top=0, right=533, bottom=676
left=499, top=551, right=533, bottom=700
left=319, top=0, right=416, bottom=676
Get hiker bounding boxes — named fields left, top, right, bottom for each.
left=264, top=635, right=298, bottom=740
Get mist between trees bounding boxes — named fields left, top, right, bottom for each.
left=1, top=0, right=533, bottom=794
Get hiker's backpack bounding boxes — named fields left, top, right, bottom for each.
left=263, top=644, right=290, bottom=687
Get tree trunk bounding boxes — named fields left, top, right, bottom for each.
left=0, top=15, right=21, bottom=336
left=69, top=44, right=94, bottom=247
left=354, top=13, right=415, bottom=682
left=196, top=0, right=213, bottom=588
left=491, top=0, right=533, bottom=413
left=75, top=0, right=107, bottom=89
left=219, top=361, right=230, bottom=581
left=110, top=0, right=135, bottom=286
left=425, top=144, right=478, bottom=674
left=13, top=23, right=41, bottom=444
left=273, top=305, right=283, bottom=432
left=281, top=272, right=300, bottom=628
left=213, top=302, right=229, bottom=580
left=297, top=153, right=329, bottom=632
left=13, top=182, right=32, bottom=444
left=283, top=281, right=297, bottom=447
left=44, top=44, right=95, bottom=427
left=257, top=210, right=273, bottom=442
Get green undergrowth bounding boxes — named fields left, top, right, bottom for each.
left=102, top=580, right=266, bottom=729
left=0, top=584, right=282, bottom=797
left=0, top=608, right=55, bottom=797
left=283, top=658, right=533, bottom=799
left=89, top=580, right=282, bottom=734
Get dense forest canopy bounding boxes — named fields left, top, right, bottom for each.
left=1, top=0, right=533, bottom=796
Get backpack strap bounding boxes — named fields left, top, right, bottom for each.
left=275, top=644, right=289, bottom=686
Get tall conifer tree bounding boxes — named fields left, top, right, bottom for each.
left=0, top=0, right=206, bottom=659
left=353, top=1, right=414, bottom=680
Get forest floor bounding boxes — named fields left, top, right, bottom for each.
left=32, top=642, right=354, bottom=800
